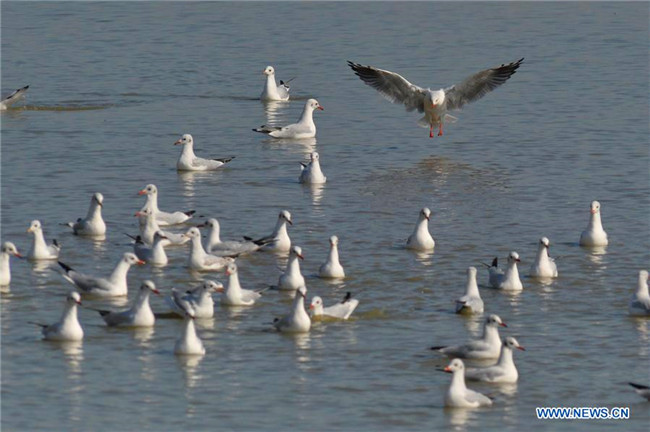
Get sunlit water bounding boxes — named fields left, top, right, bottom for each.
left=1, top=2, right=648, bottom=431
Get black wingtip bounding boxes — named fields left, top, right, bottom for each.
left=430, top=346, right=446, bottom=351
left=242, top=236, right=253, bottom=241
left=629, top=382, right=650, bottom=390
left=98, top=310, right=111, bottom=317
left=53, top=239, right=59, bottom=248
left=58, top=261, right=74, bottom=273
left=491, top=257, right=498, bottom=267
left=341, top=292, right=352, bottom=303
left=213, top=157, right=235, bottom=164
left=184, top=210, right=196, bottom=217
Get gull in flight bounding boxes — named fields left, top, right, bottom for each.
left=348, top=59, right=523, bottom=138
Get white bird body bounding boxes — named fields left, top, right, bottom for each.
left=348, top=59, right=523, bottom=138
left=167, top=281, right=222, bottom=319
left=529, top=237, right=558, bottom=278
left=175, top=315, right=205, bottom=356
left=136, top=208, right=188, bottom=246
left=255, top=210, right=292, bottom=253
left=278, top=246, right=305, bottom=291
left=443, top=359, right=493, bottom=408
left=274, top=286, right=311, bottom=333
left=95, top=281, right=159, bottom=327
left=488, top=252, right=523, bottom=291
left=0, top=85, right=29, bottom=110
left=221, top=263, right=260, bottom=306
left=131, top=232, right=169, bottom=266
left=58, top=252, right=145, bottom=297
left=138, top=184, right=194, bottom=226
left=432, top=315, right=507, bottom=360
left=299, top=152, right=327, bottom=184
left=310, top=293, right=358, bottom=320
left=254, top=99, right=322, bottom=139
left=185, top=227, right=234, bottom=272
left=26, top=220, right=60, bottom=260
left=465, top=337, right=525, bottom=383
left=175, top=134, right=234, bottom=171
left=260, top=66, right=290, bottom=101
left=580, top=200, right=608, bottom=247
left=455, top=267, right=484, bottom=314
left=67, top=192, right=106, bottom=237
left=0, top=242, right=22, bottom=286
left=318, top=236, right=345, bottom=278
left=406, top=207, right=435, bottom=251
left=36, top=292, right=84, bottom=341
left=629, top=270, right=650, bottom=316
left=201, top=218, right=271, bottom=256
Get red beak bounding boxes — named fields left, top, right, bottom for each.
left=309, top=304, right=314, bottom=310
left=174, top=139, right=183, bottom=146
left=500, top=322, right=508, bottom=327
left=137, top=260, right=146, bottom=265
left=297, top=254, right=304, bottom=260
left=317, top=106, right=324, bottom=110
left=517, top=346, right=526, bottom=351
left=138, top=189, right=147, bottom=195
left=14, top=252, right=23, bottom=258
left=443, top=366, right=452, bottom=373
left=590, top=209, right=597, bottom=214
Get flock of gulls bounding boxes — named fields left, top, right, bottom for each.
left=2, top=59, right=649, bottom=409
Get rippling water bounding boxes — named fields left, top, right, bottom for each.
left=1, top=2, right=648, bottom=431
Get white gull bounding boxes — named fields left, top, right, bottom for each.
left=221, top=263, right=262, bottom=306
left=260, top=65, right=290, bottom=101
left=629, top=270, right=650, bottom=316
left=310, top=292, right=358, bottom=320
left=299, top=152, right=327, bottom=184
left=92, top=280, right=160, bottom=327
left=487, top=252, right=523, bottom=291
left=465, top=337, right=525, bottom=383
left=431, top=314, right=507, bottom=360
left=175, top=134, right=235, bottom=171
left=529, top=237, right=558, bottom=278
left=31, top=292, right=84, bottom=341
left=455, top=267, right=484, bottom=314
left=139, top=184, right=195, bottom=226
left=66, top=192, right=106, bottom=237
left=579, top=200, right=608, bottom=247
left=442, top=359, right=493, bottom=408
left=0, top=242, right=22, bottom=286
left=318, top=235, right=345, bottom=279
left=406, top=207, right=435, bottom=251
left=26, top=220, right=61, bottom=260
left=253, top=99, right=323, bottom=139
left=273, top=286, right=311, bottom=333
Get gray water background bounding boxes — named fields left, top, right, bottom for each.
left=1, top=2, right=649, bottom=431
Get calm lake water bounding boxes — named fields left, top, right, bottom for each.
left=1, top=2, right=649, bottom=431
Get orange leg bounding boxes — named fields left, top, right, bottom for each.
left=438, top=123, right=443, bottom=136
left=429, top=125, right=434, bottom=138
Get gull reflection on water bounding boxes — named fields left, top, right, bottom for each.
left=444, top=406, right=476, bottom=429
left=633, top=318, right=649, bottom=357
left=57, top=341, right=84, bottom=424
left=262, top=137, right=317, bottom=155
left=303, top=182, right=325, bottom=207
left=177, top=170, right=222, bottom=198
left=585, top=246, right=607, bottom=267
left=176, top=353, right=205, bottom=390
left=261, top=100, right=290, bottom=124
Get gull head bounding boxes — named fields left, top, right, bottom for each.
left=141, top=280, right=160, bottom=295
left=174, top=134, right=193, bottom=146
left=443, top=358, right=464, bottom=374
left=309, top=296, right=323, bottom=312
left=93, top=192, right=104, bottom=207
left=27, top=220, right=42, bottom=234
left=640, top=270, right=649, bottom=283
left=263, top=65, right=275, bottom=76
left=2, top=242, right=22, bottom=257
left=421, top=207, right=431, bottom=221
left=467, top=266, right=477, bottom=278
left=310, top=152, right=320, bottom=162
left=184, top=227, right=201, bottom=240
left=153, top=231, right=168, bottom=241
left=279, top=210, right=293, bottom=225
left=329, top=235, right=339, bottom=247
left=306, top=98, right=323, bottom=111
left=204, top=280, right=224, bottom=293
left=430, top=89, right=445, bottom=107
left=507, top=251, right=521, bottom=264
left=503, top=336, right=525, bottom=351
left=123, top=252, right=145, bottom=266
left=139, top=184, right=158, bottom=196
left=225, top=262, right=238, bottom=276
left=296, top=285, right=308, bottom=299
left=135, top=207, right=153, bottom=218
left=590, top=200, right=601, bottom=214
left=291, top=246, right=304, bottom=260
left=540, top=237, right=550, bottom=248
left=486, top=314, right=507, bottom=328
left=66, top=291, right=82, bottom=306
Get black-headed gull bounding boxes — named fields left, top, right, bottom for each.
left=629, top=270, right=650, bottom=316
left=1, top=85, right=29, bottom=110
left=455, top=267, right=484, bottom=314
left=247, top=210, right=292, bottom=253
left=58, top=252, right=145, bottom=297
left=253, top=99, right=323, bottom=139
left=348, top=59, right=523, bottom=138
left=442, top=359, right=493, bottom=408
left=184, top=227, right=235, bottom=272
left=66, top=192, right=106, bottom=237
left=0, top=242, right=23, bottom=286
left=318, top=235, right=345, bottom=279
left=273, top=286, right=311, bottom=333
left=199, top=218, right=273, bottom=257
left=135, top=208, right=188, bottom=246
left=529, top=237, right=558, bottom=278
left=221, top=263, right=262, bottom=306
left=30, top=292, right=83, bottom=341
left=310, top=292, right=358, bottom=320
left=277, top=246, right=305, bottom=291
left=465, top=337, right=525, bottom=383
left=487, top=252, right=523, bottom=291
left=26, top=220, right=61, bottom=261
left=174, top=134, right=235, bottom=171
left=299, top=152, right=327, bottom=184
left=406, top=207, right=435, bottom=251
left=166, top=280, right=223, bottom=319
left=91, top=280, right=160, bottom=327
left=174, top=303, right=205, bottom=356
left=260, top=66, right=291, bottom=101
left=628, top=383, right=650, bottom=401
left=579, top=200, right=608, bottom=247
left=128, top=232, right=169, bottom=267
left=138, top=184, right=195, bottom=226
left=431, top=314, right=507, bottom=360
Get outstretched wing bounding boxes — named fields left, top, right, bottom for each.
left=348, top=61, right=427, bottom=113
left=445, top=59, right=523, bottom=110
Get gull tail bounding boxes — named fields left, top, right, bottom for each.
left=28, top=321, right=48, bottom=329
left=430, top=345, right=447, bottom=351
left=253, top=125, right=281, bottom=134
left=629, top=382, right=650, bottom=390
left=213, top=157, right=235, bottom=164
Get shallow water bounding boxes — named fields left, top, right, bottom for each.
left=1, top=2, right=649, bottom=431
